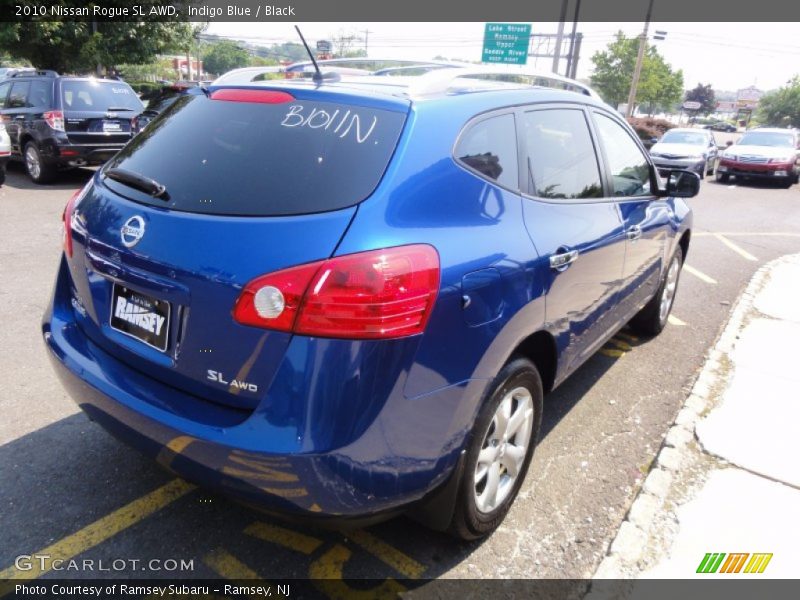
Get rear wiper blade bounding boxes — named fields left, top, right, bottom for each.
left=105, top=167, right=169, bottom=200
left=106, top=107, right=137, bottom=111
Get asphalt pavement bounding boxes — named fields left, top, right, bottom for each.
left=1, top=160, right=799, bottom=593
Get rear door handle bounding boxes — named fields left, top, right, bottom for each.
left=549, top=249, right=579, bottom=271
left=626, top=225, right=642, bottom=241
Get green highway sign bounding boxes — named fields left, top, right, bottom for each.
left=482, top=23, right=531, bottom=65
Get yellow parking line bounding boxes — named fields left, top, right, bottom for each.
left=607, top=339, right=632, bottom=351
left=244, top=521, right=323, bottom=555
left=668, top=314, right=687, bottom=326
left=616, top=332, right=640, bottom=343
left=204, top=547, right=262, bottom=580
left=599, top=349, right=625, bottom=358
left=0, top=479, right=195, bottom=582
left=309, top=544, right=405, bottom=599
left=714, top=233, right=758, bottom=261
left=683, top=264, right=718, bottom=284
left=347, top=530, right=426, bottom=579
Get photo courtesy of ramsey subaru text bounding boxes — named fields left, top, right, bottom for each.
left=43, top=66, right=697, bottom=540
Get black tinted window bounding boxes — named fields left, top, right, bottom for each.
left=456, top=113, right=519, bottom=190
left=28, top=80, right=53, bottom=109
left=523, top=109, right=602, bottom=200
left=105, top=93, right=407, bottom=216
left=0, top=82, right=10, bottom=109
left=594, top=113, right=652, bottom=197
left=61, top=80, right=142, bottom=112
left=8, top=82, right=30, bottom=109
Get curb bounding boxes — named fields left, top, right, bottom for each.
left=590, top=255, right=791, bottom=579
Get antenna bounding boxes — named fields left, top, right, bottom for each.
left=295, top=26, right=323, bottom=84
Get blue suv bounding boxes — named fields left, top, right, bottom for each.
left=43, top=68, right=697, bottom=539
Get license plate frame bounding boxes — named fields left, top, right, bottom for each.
left=109, top=284, right=170, bottom=352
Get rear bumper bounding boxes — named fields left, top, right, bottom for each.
left=717, top=161, right=796, bottom=179
left=37, top=137, right=126, bottom=166
left=42, top=256, right=475, bottom=519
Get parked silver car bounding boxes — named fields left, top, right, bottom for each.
left=650, top=128, right=718, bottom=179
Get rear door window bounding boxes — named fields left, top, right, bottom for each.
left=103, top=92, right=407, bottom=216
left=0, top=82, right=10, bottom=109
left=522, top=108, right=603, bottom=200
left=455, top=113, right=519, bottom=190
left=7, top=82, right=30, bottom=109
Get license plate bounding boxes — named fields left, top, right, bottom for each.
left=110, top=284, right=170, bottom=351
left=103, top=120, right=122, bottom=132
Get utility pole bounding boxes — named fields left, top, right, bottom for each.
left=363, top=29, right=370, bottom=57
left=551, top=0, right=569, bottom=74
left=565, top=0, right=582, bottom=78
left=626, top=0, right=655, bottom=117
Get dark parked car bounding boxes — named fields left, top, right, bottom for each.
left=704, top=121, right=737, bottom=132
left=649, top=127, right=718, bottom=179
left=135, top=84, right=204, bottom=132
left=0, top=71, right=143, bottom=183
left=44, top=68, right=697, bottom=540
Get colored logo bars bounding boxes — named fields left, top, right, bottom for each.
left=696, top=552, right=773, bottom=574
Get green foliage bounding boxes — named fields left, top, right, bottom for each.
left=590, top=31, right=683, bottom=113
left=0, top=19, right=194, bottom=73
left=201, top=40, right=250, bottom=76
left=127, top=81, right=162, bottom=95
left=118, top=58, right=177, bottom=81
left=685, top=83, right=717, bottom=116
left=757, top=76, right=800, bottom=127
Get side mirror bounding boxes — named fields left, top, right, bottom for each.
left=650, top=137, right=659, bottom=144
left=726, top=140, right=734, bottom=147
left=661, top=170, right=701, bottom=198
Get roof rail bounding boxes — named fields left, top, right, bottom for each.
left=9, top=69, right=58, bottom=78
left=407, top=66, right=602, bottom=101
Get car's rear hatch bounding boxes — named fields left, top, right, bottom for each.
left=61, top=79, right=142, bottom=146
left=65, top=85, right=409, bottom=411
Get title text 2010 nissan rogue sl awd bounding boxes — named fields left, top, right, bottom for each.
left=43, top=69, right=697, bottom=539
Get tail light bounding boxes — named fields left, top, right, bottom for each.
left=44, top=110, right=65, bottom=132
left=62, top=181, right=93, bottom=257
left=233, top=245, right=440, bottom=339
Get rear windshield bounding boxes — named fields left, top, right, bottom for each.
left=103, top=92, right=407, bottom=216
left=61, top=80, right=143, bottom=112
left=737, top=131, right=795, bottom=147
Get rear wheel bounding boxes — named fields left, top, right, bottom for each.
left=630, top=246, right=683, bottom=337
left=24, top=142, right=56, bottom=184
left=448, top=357, right=543, bottom=540
left=715, top=171, right=730, bottom=184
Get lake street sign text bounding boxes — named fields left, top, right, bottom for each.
left=482, top=23, right=531, bottom=65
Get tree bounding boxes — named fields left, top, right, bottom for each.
left=757, top=77, right=800, bottom=127
left=590, top=31, right=683, bottom=114
left=684, top=83, right=717, bottom=116
left=0, top=19, right=193, bottom=74
left=202, top=40, right=250, bottom=76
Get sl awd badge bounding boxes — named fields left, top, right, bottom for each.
left=120, top=216, right=145, bottom=248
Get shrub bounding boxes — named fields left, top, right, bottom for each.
left=127, top=81, right=162, bottom=95
left=626, top=117, right=676, bottom=147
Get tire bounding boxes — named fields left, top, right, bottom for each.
left=630, top=246, right=684, bottom=337
left=780, top=177, right=794, bottom=189
left=715, top=171, right=730, bottom=184
left=448, top=357, right=543, bottom=540
left=24, top=141, right=56, bottom=184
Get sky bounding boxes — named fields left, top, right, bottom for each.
left=206, top=22, right=800, bottom=93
